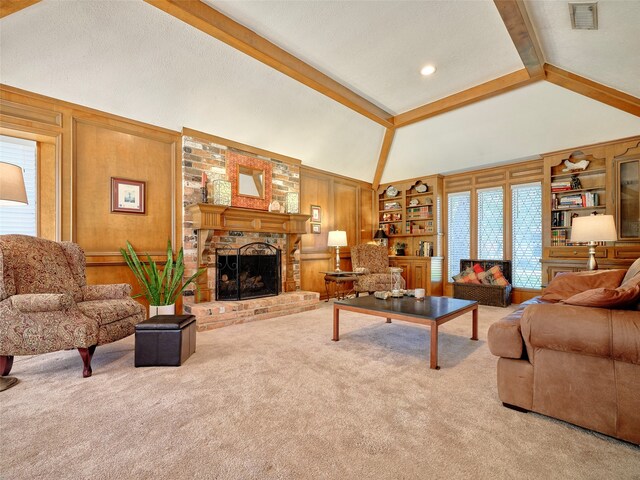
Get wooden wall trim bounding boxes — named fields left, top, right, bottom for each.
left=544, top=64, right=640, bottom=117
left=493, top=0, right=545, bottom=78
left=145, top=0, right=393, bottom=128
left=0, top=0, right=40, bottom=18
left=372, top=128, right=395, bottom=190
left=182, top=127, right=302, bottom=166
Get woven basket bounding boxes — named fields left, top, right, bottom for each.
left=453, top=282, right=512, bottom=307
left=453, top=259, right=513, bottom=307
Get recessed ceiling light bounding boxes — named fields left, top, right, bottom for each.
left=420, top=65, right=437, bottom=76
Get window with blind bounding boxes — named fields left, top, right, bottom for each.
left=0, top=136, right=37, bottom=236
left=477, top=187, right=504, bottom=260
left=447, top=191, right=470, bottom=277
left=512, top=182, right=542, bottom=288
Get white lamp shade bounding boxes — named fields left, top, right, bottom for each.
left=571, top=215, right=617, bottom=242
left=0, top=162, right=28, bottom=205
left=327, top=230, right=348, bottom=247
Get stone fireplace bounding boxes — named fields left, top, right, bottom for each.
left=216, top=242, right=281, bottom=301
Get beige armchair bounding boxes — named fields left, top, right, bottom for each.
left=0, top=234, right=145, bottom=378
left=351, top=244, right=405, bottom=295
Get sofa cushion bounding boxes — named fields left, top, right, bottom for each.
left=540, top=269, right=627, bottom=303
left=77, top=298, right=144, bottom=326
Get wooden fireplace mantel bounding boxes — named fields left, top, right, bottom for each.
left=187, top=203, right=310, bottom=301
left=187, top=203, right=310, bottom=235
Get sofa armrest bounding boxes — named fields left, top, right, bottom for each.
left=520, top=303, right=613, bottom=364
left=488, top=308, right=525, bottom=359
left=10, top=293, right=74, bottom=313
left=82, top=284, right=132, bottom=301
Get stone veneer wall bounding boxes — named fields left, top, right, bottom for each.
left=182, top=134, right=301, bottom=297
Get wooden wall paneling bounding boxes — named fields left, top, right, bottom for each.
left=333, top=180, right=359, bottom=245
left=37, top=140, right=58, bottom=240
left=72, top=118, right=176, bottom=254
left=360, top=186, right=375, bottom=243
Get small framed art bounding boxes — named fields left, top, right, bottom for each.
left=111, top=177, right=146, bottom=214
left=311, top=223, right=321, bottom=234
left=310, top=205, right=321, bottom=223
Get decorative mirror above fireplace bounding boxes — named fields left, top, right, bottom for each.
left=227, top=151, right=272, bottom=210
left=238, top=166, right=264, bottom=198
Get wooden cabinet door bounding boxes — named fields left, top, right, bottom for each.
left=390, top=259, right=412, bottom=288
left=411, top=261, right=428, bottom=291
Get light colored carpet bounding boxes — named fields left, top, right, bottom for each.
left=1, top=302, right=638, bottom=480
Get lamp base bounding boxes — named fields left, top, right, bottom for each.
left=334, top=246, right=341, bottom=272
left=586, top=241, right=598, bottom=270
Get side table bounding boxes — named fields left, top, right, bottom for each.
left=320, top=271, right=362, bottom=301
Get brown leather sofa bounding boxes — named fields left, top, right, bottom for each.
left=487, top=261, right=640, bottom=444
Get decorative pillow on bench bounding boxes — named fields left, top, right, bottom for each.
left=453, top=264, right=510, bottom=287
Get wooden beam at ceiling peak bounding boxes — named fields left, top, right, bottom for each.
left=144, top=0, right=394, bottom=128
left=544, top=64, right=640, bottom=117
left=0, top=0, right=40, bottom=19
left=372, top=128, right=395, bottom=191
left=493, top=0, right=545, bottom=78
left=393, top=69, right=541, bottom=128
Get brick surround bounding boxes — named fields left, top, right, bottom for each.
left=185, top=291, right=320, bottom=331
left=182, top=134, right=303, bottom=321
left=182, top=135, right=304, bottom=330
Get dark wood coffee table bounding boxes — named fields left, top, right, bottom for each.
left=332, top=295, right=478, bottom=369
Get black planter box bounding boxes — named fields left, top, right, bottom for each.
left=135, top=314, right=196, bottom=367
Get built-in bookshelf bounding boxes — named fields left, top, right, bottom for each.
left=377, top=176, right=443, bottom=256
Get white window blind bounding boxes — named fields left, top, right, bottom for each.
left=477, top=187, right=504, bottom=260
left=447, top=191, right=470, bottom=277
left=0, top=136, right=37, bottom=236
left=512, top=182, right=542, bottom=288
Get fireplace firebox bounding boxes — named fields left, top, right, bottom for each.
left=215, top=242, right=281, bottom=301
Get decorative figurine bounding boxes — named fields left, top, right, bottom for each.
left=570, top=175, right=582, bottom=190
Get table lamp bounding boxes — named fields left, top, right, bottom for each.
left=327, top=230, right=347, bottom=272
left=0, top=161, right=28, bottom=205
left=373, top=227, right=388, bottom=247
left=570, top=214, right=617, bottom=270
left=0, top=161, right=27, bottom=391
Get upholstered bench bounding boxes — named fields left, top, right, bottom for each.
left=135, top=314, right=196, bottom=367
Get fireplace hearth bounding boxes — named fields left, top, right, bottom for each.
left=215, top=242, right=281, bottom=301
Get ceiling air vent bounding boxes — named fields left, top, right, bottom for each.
left=569, top=2, right=598, bottom=30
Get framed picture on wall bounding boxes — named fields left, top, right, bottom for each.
left=310, top=205, right=321, bottom=223
left=111, top=177, right=146, bottom=214
left=311, top=223, right=321, bottom=234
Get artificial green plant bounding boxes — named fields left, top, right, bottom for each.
left=120, top=240, right=205, bottom=306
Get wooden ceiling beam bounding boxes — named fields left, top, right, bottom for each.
left=493, top=0, right=545, bottom=78
left=372, top=128, right=395, bottom=190
left=544, top=64, right=640, bottom=117
left=144, top=0, right=394, bottom=128
left=393, top=69, right=541, bottom=128
left=0, top=0, right=40, bottom=19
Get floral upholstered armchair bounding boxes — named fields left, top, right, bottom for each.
left=351, top=244, right=405, bottom=295
left=0, top=235, right=145, bottom=378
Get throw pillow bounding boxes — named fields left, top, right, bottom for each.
left=563, top=275, right=640, bottom=308
left=472, top=263, right=485, bottom=274
left=486, top=265, right=510, bottom=286
left=452, top=266, right=474, bottom=283
left=477, top=270, right=492, bottom=285
left=541, top=269, right=627, bottom=303
left=621, top=257, right=640, bottom=285
left=459, top=271, right=482, bottom=284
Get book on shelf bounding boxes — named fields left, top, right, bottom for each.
left=556, top=192, right=599, bottom=208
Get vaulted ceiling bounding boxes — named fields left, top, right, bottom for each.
left=1, top=0, right=639, bottom=184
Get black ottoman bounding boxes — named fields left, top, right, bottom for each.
left=135, top=315, right=196, bottom=367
